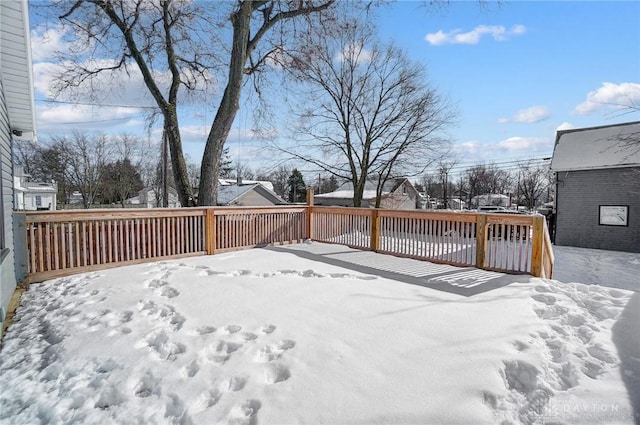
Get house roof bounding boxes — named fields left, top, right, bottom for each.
left=218, top=178, right=275, bottom=192
left=217, top=183, right=284, bottom=206
left=315, top=178, right=417, bottom=200
left=23, top=182, right=57, bottom=193
left=1, top=0, right=36, bottom=140
left=551, top=121, right=640, bottom=172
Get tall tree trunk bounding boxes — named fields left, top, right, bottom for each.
left=198, top=2, right=251, bottom=206
left=353, top=177, right=366, bottom=207
left=166, top=112, right=195, bottom=206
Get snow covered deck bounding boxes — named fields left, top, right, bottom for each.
left=0, top=242, right=637, bottom=424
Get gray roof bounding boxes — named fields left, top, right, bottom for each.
left=1, top=0, right=36, bottom=140
left=551, top=121, right=640, bottom=172
left=217, top=184, right=258, bottom=205
left=217, top=183, right=284, bottom=206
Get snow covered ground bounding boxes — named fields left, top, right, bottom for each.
left=0, top=242, right=638, bottom=425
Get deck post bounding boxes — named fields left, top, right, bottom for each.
left=530, top=215, right=544, bottom=277
left=370, top=209, right=380, bottom=252
left=306, top=188, right=314, bottom=240
left=475, top=214, right=487, bottom=269
left=205, top=208, right=215, bottom=255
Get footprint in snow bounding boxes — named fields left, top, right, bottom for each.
left=197, top=269, right=225, bottom=277
left=511, top=340, right=529, bottom=352
left=164, top=393, right=192, bottom=424
left=205, top=341, right=241, bottom=364
left=94, top=385, right=125, bottom=410
left=224, top=399, right=261, bottom=425
left=582, top=360, right=605, bottom=379
left=259, top=324, right=276, bottom=334
left=192, top=389, right=222, bottom=413
left=192, top=325, right=216, bottom=335
left=146, top=278, right=169, bottom=289
left=254, top=340, right=296, bottom=363
left=221, top=325, right=242, bottom=334
left=263, top=363, right=291, bottom=384
left=586, top=343, right=617, bottom=364
left=182, top=359, right=200, bottom=378
left=240, top=332, right=258, bottom=342
left=220, top=376, right=246, bottom=392
left=531, top=294, right=556, bottom=305
left=137, top=299, right=185, bottom=330
left=545, top=338, right=567, bottom=363
left=137, top=329, right=186, bottom=361
left=159, top=286, right=180, bottom=298
left=133, top=370, right=160, bottom=398
left=577, top=325, right=595, bottom=343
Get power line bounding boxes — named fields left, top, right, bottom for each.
left=53, top=115, right=149, bottom=125
left=36, top=98, right=159, bottom=110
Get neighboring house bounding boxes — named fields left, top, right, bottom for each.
left=128, top=180, right=284, bottom=208
left=314, top=178, right=419, bottom=209
left=448, top=198, right=466, bottom=210
left=1, top=0, right=36, bottom=329
left=128, top=187, right=181, bottom=208
left=470, top=194, right=510, bottom=209
left=13, top=166, right=57, bottom=211
left=219, top=178, right=275, bottom=192
left=67, top=191, right=84, bottom=205
left=217, top=183, right=284, bottom=206
left=551, top=121, right=640, bottom=253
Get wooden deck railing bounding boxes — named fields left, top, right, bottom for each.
left=18, top=206, right=307, bottom=282
left=310, top=206, right=553, bottom=277
left=15, top=197, right=553, bottom=283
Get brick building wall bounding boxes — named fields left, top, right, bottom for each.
left=555, top=166, right=640, bottom=252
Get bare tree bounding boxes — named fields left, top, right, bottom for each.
left=53, top=132, right=112, bottom=208
left=281, top=20, right=454, bottom=207
left=465, top=164, right=511, bottom=202
left=232, top=162, right=255, bottom=181
left=516, top=161, right=550, bottom=211
left=49, top=0, right=336, bottom=206
left=106, top=134, right=151, bottom=205
left=12, top=140, right=40, bottom=176
left=258, top=165, right=290, bottom=198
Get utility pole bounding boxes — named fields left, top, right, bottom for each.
left=442, top=170, right=448, bottom=209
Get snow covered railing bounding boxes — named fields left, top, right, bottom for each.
left=15, top=201, right=553, bottom=283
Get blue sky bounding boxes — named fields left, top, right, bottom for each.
left=29, top=1, right=640, bottom=179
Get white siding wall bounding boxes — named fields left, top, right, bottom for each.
left=24, top=192, right=56, bottom=210
left=0, top=78, right=18, bottom=321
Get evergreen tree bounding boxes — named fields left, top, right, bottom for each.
left=220, top=147, right=234, bottom=178
left=287, top=169, right=307, bottom=203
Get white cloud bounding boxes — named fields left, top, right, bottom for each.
left=574, top=82, right=640, bottom=115
left=425, top=25, right=526, bottom=46
left=336, top=43, right=372, bottom=64
left=36, top=102, right=147, bottom=134
left=454, top=136, right=553, bottom=163
left=496, top=136, right=549, bottom=151
left=31, top=24, right=71, bottom=62
left=556, top=122, right=574, bottom=131
left=499, top=106, right=551, bottom=124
